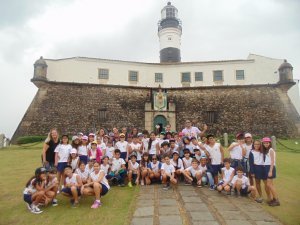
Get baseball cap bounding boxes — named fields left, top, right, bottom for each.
left=245, top=133, right=252, bottom=138
left=88, top=133, right=95, bottom=137
left=72, top=135, right=79, bottom=141
left=70, top=148, right=77, bottom=154
left=82, top=135, right=88, bottom=140
left=119, top=133, right=125, bottom=137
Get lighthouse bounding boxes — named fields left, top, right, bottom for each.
left=158, top=2, right=182, bottom=63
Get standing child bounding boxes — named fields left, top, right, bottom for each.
left=249, top=140, right=265, bottom=203
left=115, top=133, right=129, bottom=161
left=104, top=140, right=115, bottom=160
left=228, top=133, right=246, bottom=171
left=54, top=134, right=72, bottom=191
left=88, top=141, right=102, bottom=163
left=231, top=166, right=262, bottom=203
left=76, top=161, right=89, bottom=184
left=148, top=132, right=160, bottom=157
left=110, top=149, right=127, bottom=187
left=140, top=152, right=151, bottom=185
left=161, top=155, right=177, bottom=190
left=128, top=154, right=140, bottom=187
left=81, top=162, right=110, bottom=209
left=70, top=148, right=80, bottom=172
left=217, top=158, right=235, bottom=194
left=261, top=137, right=280, bottom=206
left=128, top=135, right=143, bottom=163
left=61, top=165, right=83, bottom=207
left=45, top=167, right=59, bottom=206
left=78, top=135, right=89, bottom=164
left=23, top=167, right=48, bottom=214
left=148, top=155, right=162, bottom=183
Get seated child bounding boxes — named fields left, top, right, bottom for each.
left=100, top=156, right=111, bottom=176
left=198, top=156, right=214, bottom=187
left=127, top=154, right=140, bottom=187
left=183, top=158, right=203, bottom=187
left=147, top=154, right=162, bottom=183
left=75, top=161, right=89, bottom=184
left=61, top=165, right=83, bottom=207
left=217, top=158, right=235, bottom=194
left=170, top=151, right=184, bottom=180
left=110, top=149, right=127, bottom=187
left=231, top=166, right=262, bottom=203
left=140, top=152, right=151, bottom=185
left=81, top=162, right=110, bottom=209
left=85, top=158, right=95, bottom=175
left=161, top=155, right=177, bottom=190
left=45, top=167, right=59, bottom=206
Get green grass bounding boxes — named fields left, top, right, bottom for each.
left=0, top=143, right=139, bottom=225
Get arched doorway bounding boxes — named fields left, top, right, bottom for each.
left=153, top=115, right=167, bottom=133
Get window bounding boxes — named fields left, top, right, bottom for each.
left=97, top=109, right=107, bottom=122
left=205, top=111, right=218, bottom=124
left=166, top=8, right=175, bottom=18
left=129, top=71, right=138, bottom=82
left=213, top=70, right=223, bottom=81
left=195, top=72, right=203, bottom=81
left=155, top=73, right=163, bottom=83
left=98, top=69, right=109, bottom=79
left=236, top=70, right=245, bottom=80
left=181, top=72, right=191, bottom=82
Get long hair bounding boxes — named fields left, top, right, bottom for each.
left=45, top=128, right=59, bottom=143
left=148, top=132, right=156, bottom=151
left=262, top=141, right=272, bottom=162
left=141, top=152, right=150, bottom=167
left=25, top=173, right=44, bottom=188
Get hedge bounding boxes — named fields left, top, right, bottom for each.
left=17, top=136, right=47, bottom=145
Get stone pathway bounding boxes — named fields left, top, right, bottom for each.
left=130, top=185, right=282, bottom=225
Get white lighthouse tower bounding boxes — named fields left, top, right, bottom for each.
left=158, top=2, right=182, bottom=63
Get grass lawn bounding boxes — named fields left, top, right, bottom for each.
left=0, top=143, right=139, bottom=225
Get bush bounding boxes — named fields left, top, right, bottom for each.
left=17, top=136, right=46, bottom=145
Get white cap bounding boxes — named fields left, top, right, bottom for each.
left=245, top=133, right=252, bottom=138
left=70, top=148, right=77, bottom=154
left=72, top=135, right=79, bottom=141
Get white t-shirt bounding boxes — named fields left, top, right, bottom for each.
left=199, top=164, right=207, bottom=173
left=129, top=160, right=139, bottom=172
left=148, top=161, right=162, bottom=172
left=231, top=175, right=250, bottom=189
left=23, top=179, right=37, bottom=194
left=185, top=143, right=195, bottom=154
left=97, top=143, right=106, bottom=152
left=54, top=144, right=72, bottom=163
left=115, top=141, right=128, bottom=153
left=170, top=145, right=179, bottom=154
left=149, top=139, right=159, bottom=155
left=221, top=167, right=235, bottom=183
left=245, top=143, right=252, bottom=158
left=85, top=164, right=94, bottom=175
left=100, top=164, right=110, bottom=175
left=46, top=177, right=58, bottom=188
left=129, top=142, right=142, bottom=160
left=75, top=168, right=89, bottom=180
left=182, top=157, right=193, bottom=168
left=170, top=158, right=184, bottom=171
left=89, top=170, right=110, bottom=189
left=65, top=174, right=79, bottom=185
left=161, top=163, right=175, bottom=174
left=111, top=158, right=126, bottom=171
left=105, top=146, right=115, bottom=159
left=182, top=127, right=201, bottom=138
left=230, top=143, right=243, bottom=160
left=251, top=150, right=264, bottom=165
left=142, top=138, right=149, bottom=152
left=205, top=143, right=222, bottom=165
left=263, top=148, right=276, bottom=166
left=78, top=145, right=88, bottom=156
left=71, top=157, right=79, bottom=170
left=185, top=166, right=202, bottom=177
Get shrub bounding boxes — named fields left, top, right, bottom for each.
left=17, top=136, right=46, bottom=145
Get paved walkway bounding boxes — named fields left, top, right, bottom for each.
left=130, top=185, right=282, bottom=225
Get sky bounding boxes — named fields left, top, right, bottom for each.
left=0, top=0, right=299, bottom=138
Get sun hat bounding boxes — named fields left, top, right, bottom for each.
left=262, top=137, right=271, bottom=142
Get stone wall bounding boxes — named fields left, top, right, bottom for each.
left=12, top=81, right=299, bottom=143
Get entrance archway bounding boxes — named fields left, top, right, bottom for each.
left=153, top=115, right=167, bottom=133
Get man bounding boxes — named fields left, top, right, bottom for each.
left=182, top=120, right=207, bottom=139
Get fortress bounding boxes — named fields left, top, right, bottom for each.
left=12, top=2, right=300, bottom=142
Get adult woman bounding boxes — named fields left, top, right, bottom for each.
left=42, top=128, right=60, bottom=170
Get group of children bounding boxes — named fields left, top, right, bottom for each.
left=23, top=127, right=280, bottom=214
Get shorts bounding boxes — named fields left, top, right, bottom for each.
left=240, top=187, right=251, bottom=196
left=120, top=152, right=127, bottom=160
left=231, top=159, right=243, bottom=170
left=23, top=194, right=32, bottom=204
left=57, top=162, right=68, bottom=172
left=211, top=164, right=222, bottom=176
left=79, top=155, right=88, bottom=164
left=101, top=184, right=109, bottom=196
left=218, top=180, right=232, bottom=187
left=61, top=187, right=81, bottom=196
left=253, top=165, right=264, bottom=180
left=132, top=173, right=138, bottom=182
left=262, top=165, right=276, bottom=180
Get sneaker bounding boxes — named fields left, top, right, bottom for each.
left=26, top=203, right=32, bottom=211
left=255, top=198, right=263, bottom=203
left=111, top=177, right=118, bottom=185
left=209, top=185, right=215, bottom=191
left=128, top=181, right=133, bottom=188
left=141, top=180, right=145, bottom=186
left=120, top=183, right=125, bottom=187
left=70, top=199, right=75, bottom=205
left=162, top=185, right=169, bottom=191
left=52, top=199, right=58, bottom=207
left=269, top=199, right=280, bottom=207
left=30, top=204, right=43, bottom=214
left=91, top=201, right=101, bottom=209
left=72, top=202, right=79, bottom=208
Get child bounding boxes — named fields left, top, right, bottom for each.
left=86, top=158, right=95, bottom=175
left=23, top=167, right=48, bottom=214
left=81, top=162, right=110, bottom=209
left=148, top=132, right=160, bottom=157
left=70, top=148, right=79, bottom=172
left=170, top=152, right=184, bottom=180
left=183, top=158, right=203, bottom=187
left=182, top=137, right=194, bottom=157
left=161, top=155, right=177, bottom=190
left=249, top=140, right=265, bottom=203
left=228, top=133, right=246, bottom=171
left=96, top=135, right=107, bottom=154
left=88, top=141, right=102, bottom=163
left=217, top=158, right=235, bottom=194
left=261, top=137, right=280, bottom=206
left=244, top=133, right=253, bottom=179
left=140, top=152, right=151, bottom=185
left=169, top=139, right=179, bottom=154
left=101, top=156, right=111, bottom=176
left=71, top=135, right=80, bottom=149
left=54, top=134, right=72, bottom=191
left=182, top=148, right=193, bottom=169
left=148, top=155, right=162, bottom=183
left=76, top=161, right=90, bottom=184
left=110, top=149, right=127, bottom=187
left=231, top=166, right=262, bottom=203
left=78, top=135, right=89, bottom=164
left=128, top=154, right=140, bottom=187
left=45, top=167, right=59, bottom=206
left=61, top=165, right=83, bottom=207
left=104, top=140, right=115, bottom=160
left=205, top=134, right=224, bottom=187
left=128, top=135, right=143, bottom=163
left=199, top=156, right=214, bottom=187
left=160, top=141, right=171, bottom=157
left=115, top=133, right=128, bottom=161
